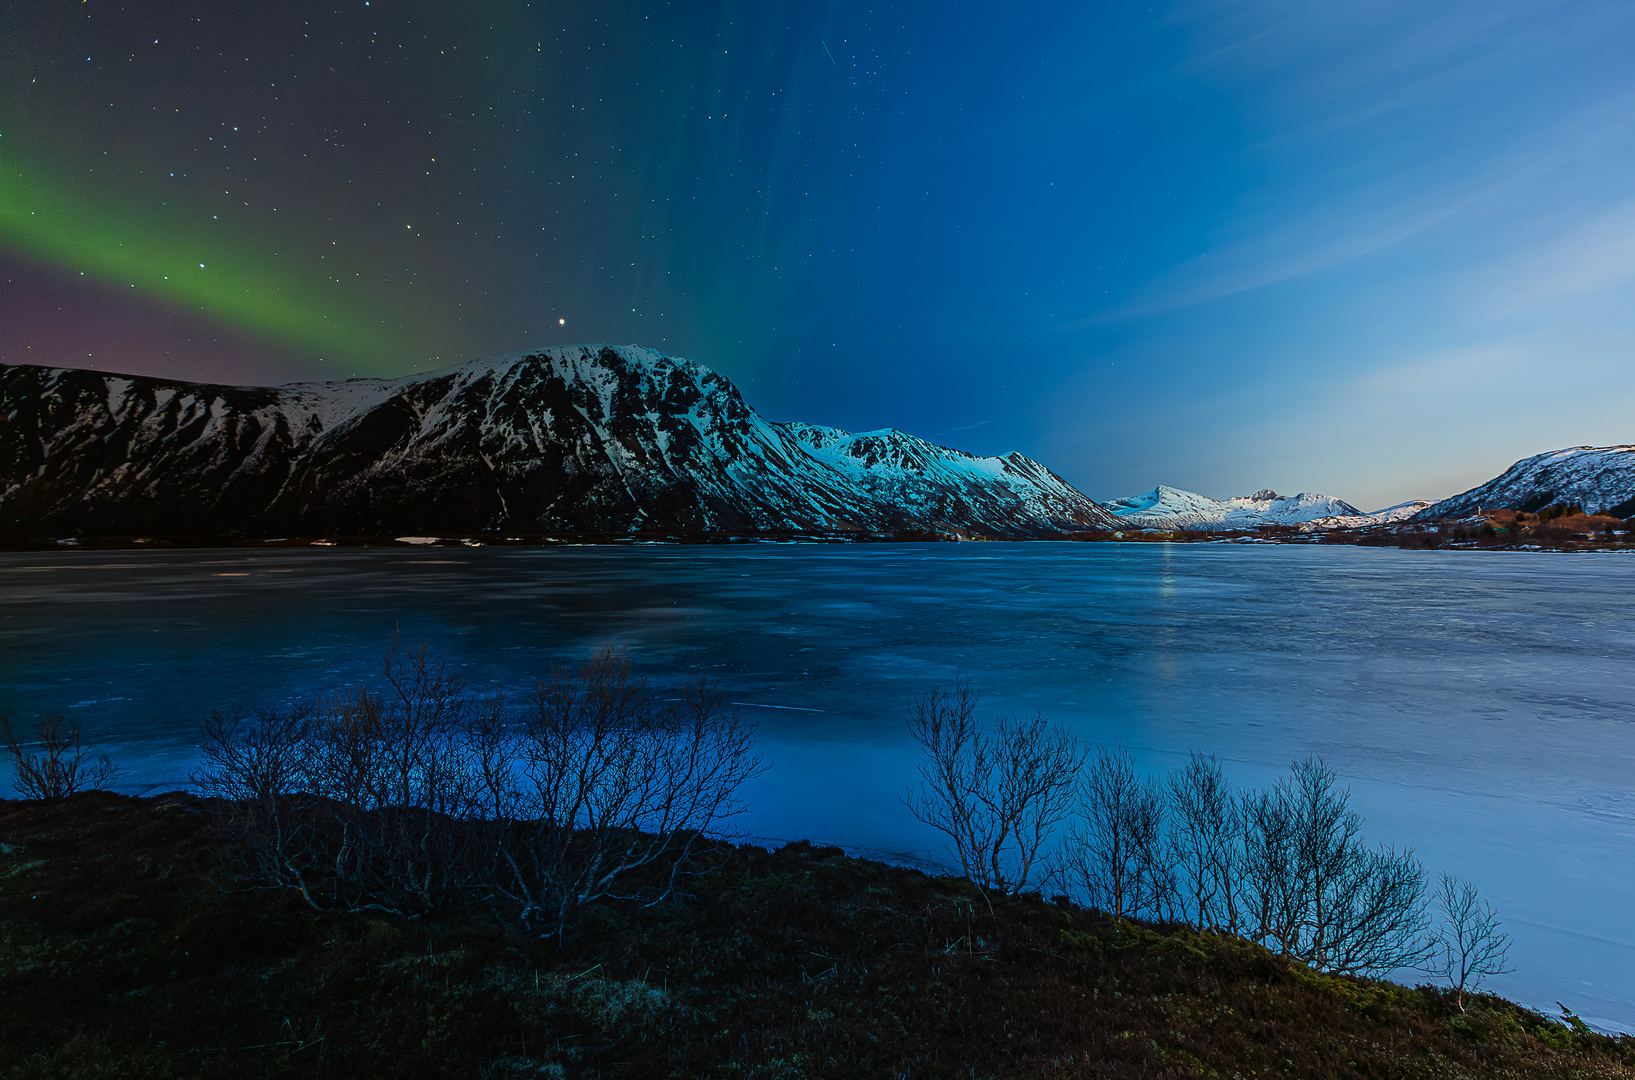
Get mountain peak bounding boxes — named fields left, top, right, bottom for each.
left=1103, top=484, right=1363, bottom=531
left=1, top=347, right=1118, bottom=538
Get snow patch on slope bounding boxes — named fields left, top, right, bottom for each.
left=1301, top=500, right=1437, bottom=531
left=781, top=421, right=1116, bottom=531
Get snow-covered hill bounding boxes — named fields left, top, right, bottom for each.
left=1102, top=485, right=1365, bottom=532
left=777, top=422, right=1110, bottom=536
left=1366, top=499, right=1437, bottom=523
left=1412, top=446, right=1635, bottom=521
left=0, top=345, right=1120, bottom=538
left=1299, top=500, right=1437, bottom=531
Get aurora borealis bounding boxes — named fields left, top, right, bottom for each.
left=5, top=1, right=1635, bottom=506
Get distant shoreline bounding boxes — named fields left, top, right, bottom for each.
left=5, top=526, right=1633, bottom=553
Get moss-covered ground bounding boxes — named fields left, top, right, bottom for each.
left=1, top=792, right=1630, bottom=1079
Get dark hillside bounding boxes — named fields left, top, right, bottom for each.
left=0, top=793, right=1629, bottom=1079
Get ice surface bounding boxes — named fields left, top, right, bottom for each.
left=3, top=544, right=1632, bottom=1030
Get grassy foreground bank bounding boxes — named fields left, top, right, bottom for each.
left=1, top=792, right=1629, bottom=1079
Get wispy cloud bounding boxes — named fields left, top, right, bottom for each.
left=1475, top=197, right=1635, bottom=315
left=1076, top=155, right=1540, bottom=323
left=1079, top=186, right=1469, bottom=323
left=936, top=418, right=994, bottom=437
left=1075, top=0, right=1635, bottom=324
left=1345, top=343, right=1528, bottom=404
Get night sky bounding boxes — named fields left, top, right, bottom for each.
left=4, top=1, right=1635, bottom=509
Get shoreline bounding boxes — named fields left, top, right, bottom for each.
left=5, top=528, right=1634, bottom=554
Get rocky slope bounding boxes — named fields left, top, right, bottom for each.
left=0, top=345, right=1119, bottom=539
left=1102, top=484, right=1365, bottom=531
left=1412, top=446, right=1635, bottom=521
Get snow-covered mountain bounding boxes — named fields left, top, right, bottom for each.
left=1102, top=485, right=1365, bottom=531
left=0, top=345, right=1120, bottom=539
left=1298, top=499, right=1437, bottom=531
left=1412, top=446, right=1635, bottom=521
left=1365, top=499, right=1437, bottom=523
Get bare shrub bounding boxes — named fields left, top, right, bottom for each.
left=1, top=707, right=121, bottom=799
left=492, top=646, right=763, bottom=936
left=1045, top=748, right=1438, bottom=975
left=195, top=637, right=760, bottom=930
left=301, top=640, right=496, bottom=915
left=904, top=725, right=1464, bottom=982
left=196, top=703, right=315, bottom=805
left=1239, top=757, right=1429, bottom=975
left=903, top=680, right=1080, bottom=896
left=1428, top=873, right=1513, bottom=1011
left=1166, top=751, right=1243, bottom=933
left=1239, top=781, right=1296, bottom=944
left=1057, top=744, right=1174, bottom=921
left=195, top=636, right=496, bottom=914
left=1317, top=844, right=1433, bottom=976
left=194, top=702, right=321, bottom=900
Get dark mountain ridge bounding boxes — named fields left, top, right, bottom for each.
left=0, top=345, right=1119, bottom=539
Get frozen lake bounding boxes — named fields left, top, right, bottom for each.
left=3, top=542, right=1633, bottom=1030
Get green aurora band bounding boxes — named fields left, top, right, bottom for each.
left=0, top=148, right=416, bottom=373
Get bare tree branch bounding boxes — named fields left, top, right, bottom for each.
left=194, top=639, right=762, bottom=934
left=1167, top=751, right=1243, bottom=934
left=1428, top=872, right=1513, bottom=1011
left=903, top=680, right=1079, bottom=897
left=2, top=706, right=121, bottom=799
left=1058, top=744, right=1175, bottom=922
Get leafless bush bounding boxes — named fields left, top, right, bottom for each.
left=1317, top=844, right=1433, bottom=976
left=1238, top=757, right=1429, bottom=975
left=490, top=646, right=763, bottom=936
left=195, top=637, right=760, bottom=929
left=1255, top=756, right=1365, bottom=959
left=304, top=641, right=496, bottom=915
left=194, top=702, right=321, bottom=901
left=195, top=636, right=496, bottom=914
left=1034, top=749, right=1438, bottom=975
left=1, top=707, right=121, bottom=799
left=1166, top=751, right=1243, bottom=933
left=1428, top=873, right=1513, bottom=1011
left=1238, top=781, right=1297, bottom=945
left=1056, top=744, right=1175, bottom=922
left=903, top=680, right=1080, bottom=896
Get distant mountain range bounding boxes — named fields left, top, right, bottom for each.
left=1099, top=446, right=1635, bottom=533
left=4, top=345, right=1631, bottom=543
left=1102, top=486, right=1369, bottom=532
left=0, top=345, right=1120, bottom=539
